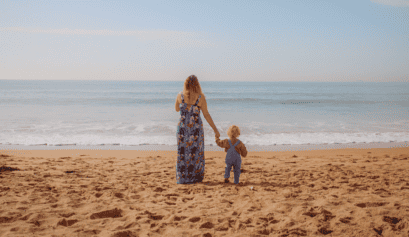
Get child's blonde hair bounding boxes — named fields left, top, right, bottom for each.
left=227, top=125, right=240, bottom=139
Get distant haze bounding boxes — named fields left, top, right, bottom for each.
left=1, top=0, right=408, bottom=82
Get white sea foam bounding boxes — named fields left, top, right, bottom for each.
left=1, top=80, right=408, bottom=147
left=1, top=130, right=408, bottom=146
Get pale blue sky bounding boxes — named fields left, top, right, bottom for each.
left=1, top=0, right=408, bottom=81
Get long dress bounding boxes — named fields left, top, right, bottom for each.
left=176, top=92, right=205, bottom=184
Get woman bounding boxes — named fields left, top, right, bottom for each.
left=175, top=75, right=220, bottom=184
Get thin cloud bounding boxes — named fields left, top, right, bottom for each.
left=0, top=27, right=193, bottom=39
left=370, top=0, right=409, bottom=7
left=0, top=27, right=216, bottom=48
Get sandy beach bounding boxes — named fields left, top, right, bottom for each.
left=1, top=147, right=409, bottom=237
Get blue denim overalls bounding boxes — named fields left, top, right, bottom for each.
left=224, top=139, right=242, bottom=184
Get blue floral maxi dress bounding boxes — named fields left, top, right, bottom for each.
left=176, top=93, right=205, bottom=184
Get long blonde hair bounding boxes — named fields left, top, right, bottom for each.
left=183, top=75, right=203, bottom=101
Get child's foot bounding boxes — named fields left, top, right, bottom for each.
left=224, top=178, right=229, bottom=183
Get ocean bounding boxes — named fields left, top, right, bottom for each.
left=1, top=80, right=408, bottom=149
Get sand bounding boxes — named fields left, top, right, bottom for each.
left=1, top=147, right=409, bottom=237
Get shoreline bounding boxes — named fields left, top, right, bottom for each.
left=1, top=141, right=407, bottom=152
left=1, top=142, right=408, bottom=161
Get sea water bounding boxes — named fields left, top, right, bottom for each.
left=1, top=80, right=408, bottom=147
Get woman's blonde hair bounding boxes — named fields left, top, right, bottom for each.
left=183, top=75, right=203, bottom=101
left=227, top=125, right=241, bottom=139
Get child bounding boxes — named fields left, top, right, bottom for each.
left=215, top=125, right=248, bottom=184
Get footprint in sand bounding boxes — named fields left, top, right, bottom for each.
left=302, top=207, right=335, bottom=222
left=148, top=214, right=164, bottom=221
left=154, top=187, right=166, bottom=192
left=26, top=213, right=48, bottom=227
left=318, top=227, right=333, bottom=235
left=57, top=218, right=78, bottom=227
left=112, top=230, right=138, bottom=237
left=383, top=216, right=401, bottom=225
left=0, top=165, right=20, bottom=173
left=199, top=222, right=214, bottom=229
left=122, top=222, right=138, bottom=230
left=173, top=216, right=187, bottom=221
left=164, top=193, right=179, bottom=198
left=90, top=208, right=122, bottom=219
left=258, top=213, right=280, bottom=225
left=81, top=230, right=101, bottom=236
left=221, top=199, right=234, bottom=205
left=368, top=175, right=380, bottom=179
left=182, top=197, right=194, bottom=202
left=355, top=202, right=388, bottom=208
left=373, top=188, right=391, bottom=197
left=339, top=217, right=352, bottom=224
left=19, top=213, right=32, bottom=221
left=287, top=228, right=307, bottom=236
left=59, top=213, right=75, bottom=218
left=215, top=222, right=229, bottom=231
left=188, top=216, right=201, bottom=222
left=0, top=216, right=16, bottom=224
left=264, top=187, right=275, bottom=192
left=138, top=210, right=164, bottom=221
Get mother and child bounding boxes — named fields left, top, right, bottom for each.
left=175, top=75, right=248, bottom=185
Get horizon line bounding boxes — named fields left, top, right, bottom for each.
left=0, top=79, right=405, bottom=83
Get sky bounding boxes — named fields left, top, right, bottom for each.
left=0, top=0, right=408, bottom=82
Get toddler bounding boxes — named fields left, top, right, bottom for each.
left=215, top=125, right=247, bottom=184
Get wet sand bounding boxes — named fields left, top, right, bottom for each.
left=1, top=147, right=409, bottom=236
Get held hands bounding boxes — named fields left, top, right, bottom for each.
left=215, top=131, right=220, bottom=139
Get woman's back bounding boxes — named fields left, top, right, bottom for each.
left=178, top=92, right=203, bottom=111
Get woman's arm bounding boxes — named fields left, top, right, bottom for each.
left=200, top=95, right=220, bottom=137
left=175, top=93, right=181, bottom=112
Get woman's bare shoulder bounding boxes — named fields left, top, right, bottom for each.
left=197, top=93, right=206, bottom=106
left=177, top=93, right=186, bottom=104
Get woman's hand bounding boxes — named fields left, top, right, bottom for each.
left=215, top=130, right=220, bottom=139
